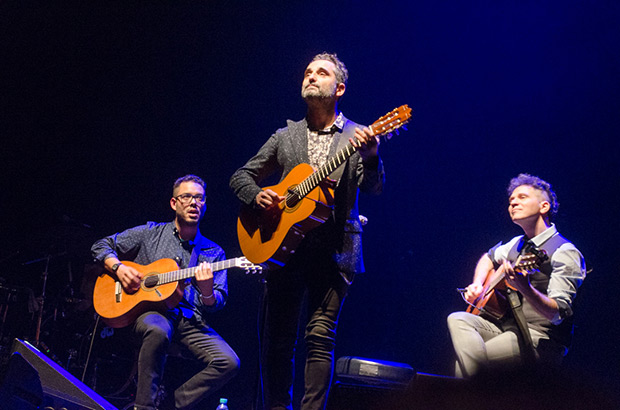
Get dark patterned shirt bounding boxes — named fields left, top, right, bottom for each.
left=307, top=111, right=345, bottom=169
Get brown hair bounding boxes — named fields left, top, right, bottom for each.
left=172, top=174, right=205, bottom=196
left=508, top=173, right=559, bottom=220
left=311, top=52, right=349, bottom=85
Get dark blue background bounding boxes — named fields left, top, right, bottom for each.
left=2, top=1, right=619, bottom=408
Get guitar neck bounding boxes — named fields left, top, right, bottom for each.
left=157, top=259, right=237, bottom=285
left=294, top=141, right=359, bottom=198
left=291, top=105, right=410, bottom=200
left=485, top=254, right=525, bottom=291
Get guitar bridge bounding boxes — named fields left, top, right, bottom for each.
left=115, top=281, right=122, bottom=303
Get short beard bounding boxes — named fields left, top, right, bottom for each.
left=301, top=82, right=337, bottom=100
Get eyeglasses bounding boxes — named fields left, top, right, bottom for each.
left=175, top=193, right=206, bottom=204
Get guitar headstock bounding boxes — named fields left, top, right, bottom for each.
left=369, top=104, right=412, bottom=140
left=234, top=257, right=264, bottom=274
left=514, top=251, right=546, bottom=275
left=525, top=245, right=548, bottom=263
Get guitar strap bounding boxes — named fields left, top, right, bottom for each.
left=506, top=287, right=536, bottom=365
left=505, top=239, right=538, bottom=366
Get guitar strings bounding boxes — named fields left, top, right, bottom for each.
left=285, top=107, right=409, bottom=206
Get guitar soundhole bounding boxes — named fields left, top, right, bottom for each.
left=286, top=190, right=301, bottom=208
left=143, top=275, right=159, bottom=289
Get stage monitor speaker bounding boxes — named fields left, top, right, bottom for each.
left=326, top=381, right=406, bottom=410
left=394, top=372, right=464, bottom=409
left=0, top=351, right=43, bottom=410
left=2, top=338, right=118, bottom=410
left=327, top=372, right=464, bottom=410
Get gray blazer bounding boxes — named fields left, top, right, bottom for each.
left=230, top=115, right=384, bottom=274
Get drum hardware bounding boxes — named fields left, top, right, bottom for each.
left=35, top=255, right=49, bottom=346
left=22, top=250, right=68, bottom=347
left=0, top=282, right=34, bottom=346
left=81, top=314, right=101, bottom=383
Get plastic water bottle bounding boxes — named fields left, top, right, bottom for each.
left=216, top=398, right=229, bottom=410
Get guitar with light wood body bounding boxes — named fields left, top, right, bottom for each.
left=93, top=257, right=261, bottom=328
left=461, top=250, right=548, bottom=319
left=237, top=105, right=412, bottom=268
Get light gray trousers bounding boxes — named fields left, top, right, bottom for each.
left=446, top=311, right=565, bottom=378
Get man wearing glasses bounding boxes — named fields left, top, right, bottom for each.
left=91, top=174, right=239, bottom=410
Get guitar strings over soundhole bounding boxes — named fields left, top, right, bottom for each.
left=285, top=189, right=301, bottom=208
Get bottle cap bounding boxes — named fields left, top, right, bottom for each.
left=220, top=398, right=228, bottom=404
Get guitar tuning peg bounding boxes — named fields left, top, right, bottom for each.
left=402, top=125, right=408, bottom=131
left=395, top=129, right=400, bottom=135
left=386, top=133, right=392, bottom=140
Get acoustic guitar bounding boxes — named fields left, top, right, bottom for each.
left=93, top=257, right=261, bottom=328
left=461, top=249, right=548, bottom=320
left=237, top=105, right=412, bottom=268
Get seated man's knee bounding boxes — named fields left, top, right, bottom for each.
left=146, top=325, right=171, bottom=343
left=447, top=311, right=473, bottom=331
left=447, top=311, right=469, bottom=323
left=139, top=322, right=172, bottom=353
left=227, top=353, right=241, bottom=377
left=214, top=350, right=240, bottom=379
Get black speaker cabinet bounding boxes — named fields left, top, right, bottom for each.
left=327, top=372, right=464, bottom=410
left=327, top=380, right=407, bottom=410
left=0, top=338, right=117, bottom=410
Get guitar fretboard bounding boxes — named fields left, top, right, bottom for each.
left=292, top=142, right=359, bottom=200
left=156, top=259, right=239, bottom=285
left=288, top=110, right=407, bottom=203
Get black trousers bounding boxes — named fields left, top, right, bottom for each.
left=262, top=256, right=351, bottom=410
left=132, top=311, right=239, bottom=410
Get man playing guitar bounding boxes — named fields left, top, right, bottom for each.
left=91, top=175, right=239, bottom=410
left=230, top=52, right=384, bottom=410
left=448, top=173, right=586, bottom=377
